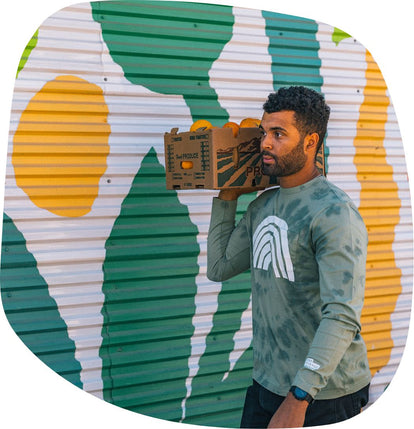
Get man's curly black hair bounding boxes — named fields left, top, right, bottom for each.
left=263, top=86, right=330, bottom=152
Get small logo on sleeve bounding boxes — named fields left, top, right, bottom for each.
left=304, top=358, right=321, bottom=371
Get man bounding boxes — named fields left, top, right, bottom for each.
left=207, top=86, right=371, bottom=428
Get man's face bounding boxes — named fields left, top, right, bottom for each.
left=260, top=110, right=307, bottom=177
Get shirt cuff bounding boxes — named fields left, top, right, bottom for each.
left=292, top=367, right=324, bottom=399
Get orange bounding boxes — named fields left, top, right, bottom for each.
left=222, top=121, right=240, bottom=137
left=240, top=117, right=261, bottom=128
left=190, top=119, right=213, bottom=132
left=180, top=161, right=193, bottom=169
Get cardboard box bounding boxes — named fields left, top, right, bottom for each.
left=164, top=127, right=324, bottom=190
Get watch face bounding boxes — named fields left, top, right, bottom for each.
left=290, top=386, right=313, bottom=404
left=294, top=387, right=308, bottom=399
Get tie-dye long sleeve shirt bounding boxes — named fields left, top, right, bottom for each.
left=207, top=175, right=371, bottom=400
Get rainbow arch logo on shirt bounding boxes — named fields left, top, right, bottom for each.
left=253, top=215, right=295, bottom=282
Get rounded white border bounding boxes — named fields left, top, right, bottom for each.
left=1, top=1, right=412, bottom=429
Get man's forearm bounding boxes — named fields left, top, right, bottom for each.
left=267, top=392, right=308, bottom=428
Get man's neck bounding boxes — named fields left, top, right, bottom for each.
left=279, top=164, right=321, bottom=189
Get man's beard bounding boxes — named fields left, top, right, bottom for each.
left=261, top=138, right=307, bottom=177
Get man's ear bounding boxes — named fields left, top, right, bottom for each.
left=305, top=132, right=319, bottom=154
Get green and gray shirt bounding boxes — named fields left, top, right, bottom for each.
left=207, top=175, right=371, bottom=400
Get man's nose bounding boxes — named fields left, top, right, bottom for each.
left=261, top=134, right=272, bottom=151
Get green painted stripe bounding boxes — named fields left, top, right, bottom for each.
left=1, top=214, right=82, bottom=388
left=262, top=10, right=322, bottom=89
left=332, top=27, right=352, bottom=45
left=91, top=0, right=234, bottom=123
left=262, top=10, right=329, bottom=171
left=100, top=148, right=199, bottom=420
left=16, top=29, right=38, bottom=78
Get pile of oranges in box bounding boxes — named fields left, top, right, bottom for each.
left=189, top=118, right=261, bottom=137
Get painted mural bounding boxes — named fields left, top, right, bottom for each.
left=1, top=1, right=412, bottom=428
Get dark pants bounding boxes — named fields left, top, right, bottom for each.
left=240, top=380, right=369, bottom=428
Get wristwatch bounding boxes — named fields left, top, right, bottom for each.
left=289, top=386, right=314, bottom=404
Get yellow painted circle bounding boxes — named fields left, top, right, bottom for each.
left=12, top=75, right=111, bottom=217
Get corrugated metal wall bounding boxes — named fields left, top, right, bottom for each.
left=316, top=24, right=413, bottom=405
left=1, top=1, right=412, bottom=428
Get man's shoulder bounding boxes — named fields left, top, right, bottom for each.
left=311, top=177, right=355, bottom=208
left=311, top=179, right=367, bottom=233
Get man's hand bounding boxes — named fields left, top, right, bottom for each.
left=218, top=187, right=259, bottom=201
left=267, top=392, right=308, bottom=428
